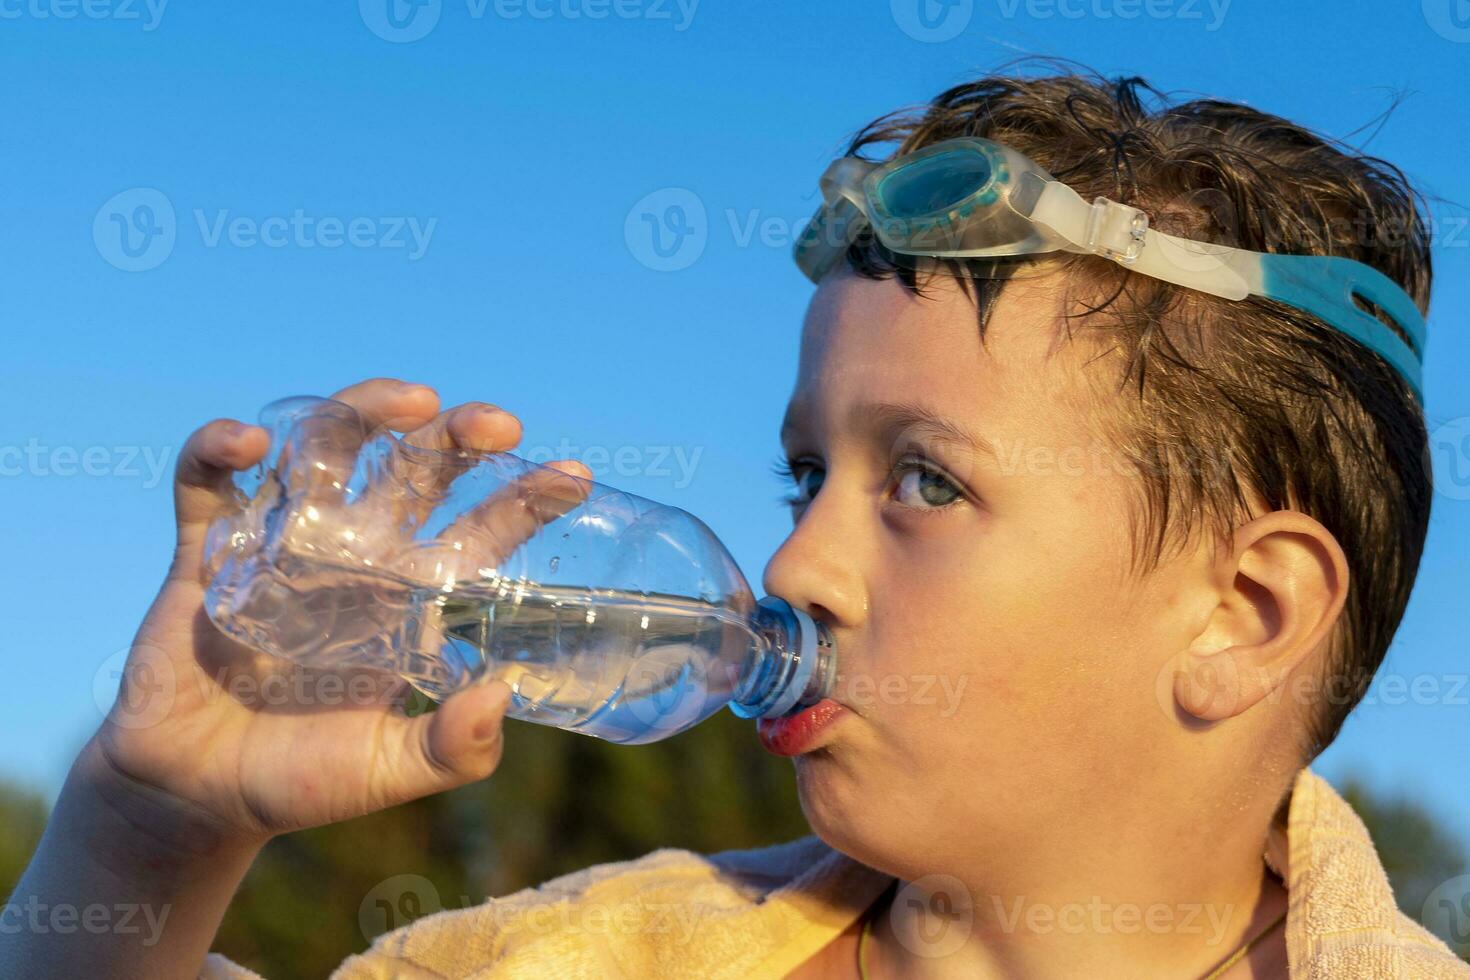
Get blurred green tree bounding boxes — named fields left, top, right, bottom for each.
left=0, top=783, right=48, bottom=899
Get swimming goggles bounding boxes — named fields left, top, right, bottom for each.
left=793, top=137, right=1426, bottom=401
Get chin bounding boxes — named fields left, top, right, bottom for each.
left=792, top=749, right=876, bottom=860
left=792, top=752, right=961, bottom=883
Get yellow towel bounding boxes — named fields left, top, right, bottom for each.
left=201, top=767, right=1469, bottom=978
left=1274, top=769, right=1468, bottom=977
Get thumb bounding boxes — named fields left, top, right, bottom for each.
left=396, top=680, right=514, bottom=799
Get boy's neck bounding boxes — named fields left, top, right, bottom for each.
left=862, top=796, right=1293, bottom=979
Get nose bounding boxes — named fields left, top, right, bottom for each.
left=761, top=490, right=868, bottom=630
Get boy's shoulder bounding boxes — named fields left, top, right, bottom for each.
left=199, top=836, right=875, bottom=980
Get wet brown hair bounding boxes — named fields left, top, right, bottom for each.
left=836, top=64, right=1432, bottom=758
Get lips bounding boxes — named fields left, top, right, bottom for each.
left=757, top=698, right=848, bottom=756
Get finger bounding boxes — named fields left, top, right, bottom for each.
left=172, top=419, right=272, bottom=576
left=178, top=379, right=438, bottom=581
left=440, top=459, right=593, bottom=562
left=385, top=403, right=524, bottom=528
left=390, top=680, right=513, bottom=800
left=327, top=377, right=442, bottom=435
left=283, top=379, right=443, bottom=504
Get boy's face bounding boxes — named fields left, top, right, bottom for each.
left=762, top=267, right=1207, bottom=878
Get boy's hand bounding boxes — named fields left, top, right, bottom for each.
left=83, top=377, right=589, bottom=849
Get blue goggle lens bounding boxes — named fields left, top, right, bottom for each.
left=876, top=149, right=993, bottom=219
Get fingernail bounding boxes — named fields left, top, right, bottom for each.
left=223, top=421, right=244, bottom=438
left=473, top=685, right=511, bottom=741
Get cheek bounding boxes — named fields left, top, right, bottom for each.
left=864, top=503, right=1150, bottom=744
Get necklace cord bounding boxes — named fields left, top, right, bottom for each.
left=856, top=887, right=1287, bottom=980
left=1199, top=905, right=1288, bottom=980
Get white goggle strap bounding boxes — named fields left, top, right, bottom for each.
left=1029, top=180, right=1258, bottom=300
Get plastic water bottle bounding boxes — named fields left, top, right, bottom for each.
left=202, top=395, right=835, bottom=744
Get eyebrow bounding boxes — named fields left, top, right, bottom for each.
left=780, top=399, right=998, bottom=462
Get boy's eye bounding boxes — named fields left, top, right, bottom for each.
left=773, top=454, right=965, bottom=513
left=892, top=459, right=963, bottom=510
left=773, top=456, right=825, bottom=508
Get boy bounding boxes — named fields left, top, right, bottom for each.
left=4, top=69, right=1465, bottom=978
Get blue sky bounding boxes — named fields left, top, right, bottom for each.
left=2, top=1, right=1467, bottom=849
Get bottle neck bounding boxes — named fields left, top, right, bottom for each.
left=729, top=596, right=835, bottom=719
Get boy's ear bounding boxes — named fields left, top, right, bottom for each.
left=1170, top=511, right=1350, bottom=723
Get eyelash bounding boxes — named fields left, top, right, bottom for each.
left=771, top=453, right=967, bottom=516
